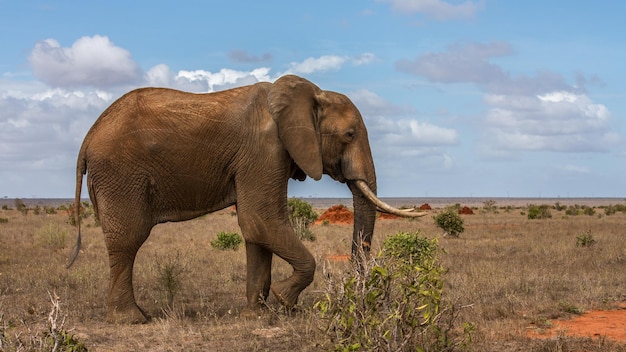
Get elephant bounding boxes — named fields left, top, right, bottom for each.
left=66, top=74, right=426, bottom=323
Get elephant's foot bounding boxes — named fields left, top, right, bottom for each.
left=106, top=303, right=149, bottom=324
left=270, top=279, right=301, bottom=309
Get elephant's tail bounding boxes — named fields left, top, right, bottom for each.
left=66, top=151, right=87, bottom=269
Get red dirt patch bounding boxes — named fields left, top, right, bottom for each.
left=528, top=304, right=626, bottom=342
left=459, top=206, right=474, bottom=215
left=419, top=203, right=432, bottom=210
left=324, top=254, right=351, bottom=262
left=315, top=205, right=354, bottom=225
left=378, top=212, right=400, bottom=220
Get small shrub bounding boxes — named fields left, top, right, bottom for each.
left=0, top=217, right=8, bottom=224
left=1, top=204, right=9, bottom=210
left=582, top=206, right=595, bottom=216
left=434, top=210, right=464, bottom=237
left=315, top=231, right=471, bottom=351
left=482, top=200, right=497, bottom=213
left=155, top=251, right=188, bottom=307
left=211, top=231, right=243, bottom=250
left=288, top=198, right=318, bottom=241
left=37, top=223, right=68, bottom=250
left=554, top=202, right=567, bottom=211
left=576, top=230, right=596, bottom=248
left=44, top=206, right=57, bottom=215
left=527, top=204, right=552, bottom=219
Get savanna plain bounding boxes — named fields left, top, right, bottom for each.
left=1, top=198, right=626, bottom=351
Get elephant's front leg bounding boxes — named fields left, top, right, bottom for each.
left=245, top=242, right=272, bottom=306
left=268, top=235, right=316, bottom=308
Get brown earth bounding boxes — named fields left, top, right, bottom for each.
left=419, top=203, right=432, bottom=210
left=527, top=304, right=626, bottom=343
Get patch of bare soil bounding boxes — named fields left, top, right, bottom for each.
left=419, top=203, right=432, bottom=210
left=528, top=304, right=626, bottom=343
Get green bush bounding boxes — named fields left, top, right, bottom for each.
left=0, top=217, right=8, bottom=224
left=288, top=198, right=318, bottom=241
left=211, top=231, right=243, bottom=250
left=527, top=204, right=552, bottom=219
left=576, top=230, right=596, bottom=247
left=315, top=231, right=471, bottom=351
left=434, top=211, right=464, bottom=237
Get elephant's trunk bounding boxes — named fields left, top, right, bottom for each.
left=348, top=180, right=429, bottom=261
left=348, top=180, right=378, bottom=260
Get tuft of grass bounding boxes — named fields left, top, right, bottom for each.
left=36, top=222, right=68, bottom=250
left=154, top=251, right=188, bottom=308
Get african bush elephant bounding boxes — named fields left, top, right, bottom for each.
left=67, top=74, right=426, bottom=323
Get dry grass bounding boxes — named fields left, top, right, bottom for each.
left=1, top=201, right=626, bottom=351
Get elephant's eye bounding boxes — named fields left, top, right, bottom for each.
left=344, top=129, right=356, bottom=142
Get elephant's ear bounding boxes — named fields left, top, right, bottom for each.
left=268, top=75, right=324, bottom=181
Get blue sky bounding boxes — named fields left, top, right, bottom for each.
left=1, top=1, right=625, bottom=198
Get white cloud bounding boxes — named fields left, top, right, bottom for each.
left=482, top=91, right=616, bottom=153
left=176, top=67, right=272, bottom=92
left=397, top=41, right=619, bottom=154
left=29, top=35, right=142, bottom=88
left=378, top=0, right=484, bottom=20
left=284, top=55, right=347, bottom=75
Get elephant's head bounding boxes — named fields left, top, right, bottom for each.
left=268, top=75, right=426, bottom=258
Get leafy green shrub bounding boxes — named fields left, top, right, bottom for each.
left=37, top=223, right=68, bottom=250
left=211, top=231, right=243, bottom=250
left=434, top=210, right=464, bottom=237
left=576, top=230, right=596, bottom=248
left=527, top=204, right=552, bottom=219
left=582, top=206, right=595, bottom=216
left=288, top=198, right=318, bottom=241
left=44, top=206, right=57, bottom=215
left=315, top=231, right=471, bottom=351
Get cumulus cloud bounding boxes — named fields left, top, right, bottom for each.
left=378, top=0, right=484, bottom=20
left=397, top=41, right=618, bottom=155
left=482, top=91, right=615, bottom=153
left=0, top=84, right=112, bottom=173
left=29, top=35, right=142, bottom=88
left=347, top=88, right=459, bottom=174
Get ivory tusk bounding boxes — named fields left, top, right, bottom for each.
left=355, top=180, right=428, bottom=218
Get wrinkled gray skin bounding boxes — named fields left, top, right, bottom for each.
left=68, top=75, right=410, bottom=324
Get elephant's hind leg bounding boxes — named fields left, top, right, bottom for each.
left=104, top=231, right=150, bottom=324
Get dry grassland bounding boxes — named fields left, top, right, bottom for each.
left=1, top=201, right=626, bottom=351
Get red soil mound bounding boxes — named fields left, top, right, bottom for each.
left=316, top=205, right=354, bottom=225
left=459, top=206, right=474, bottom=215
left=419, top=203, right=432, bottom=210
